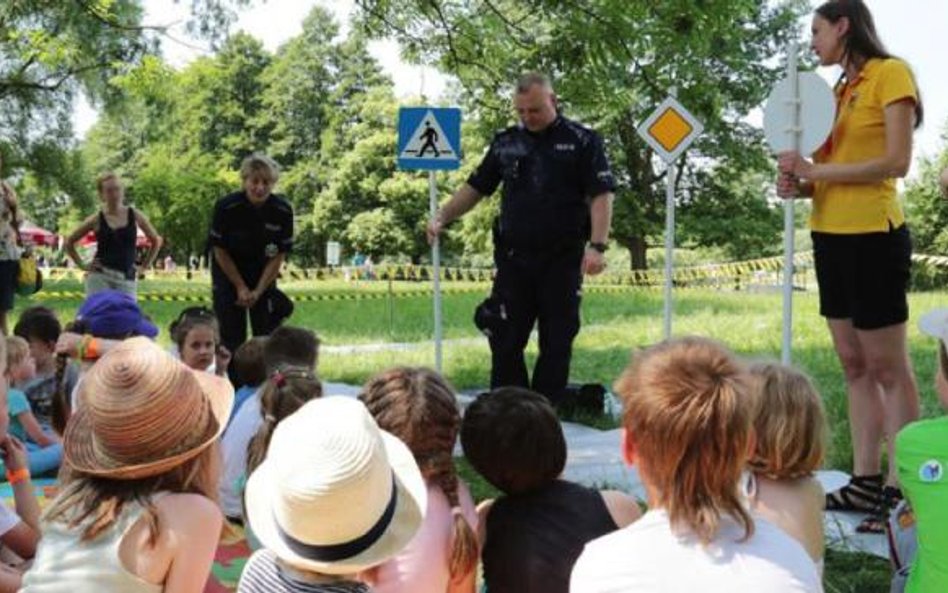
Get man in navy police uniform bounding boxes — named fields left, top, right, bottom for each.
left=209, top=153, right=294, bottom=356
left=428, top=73, right=615, bottom=405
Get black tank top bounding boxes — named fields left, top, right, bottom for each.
left=482, top=480, right=619, bottom=593
left=95, top=207, right=137, bottom=280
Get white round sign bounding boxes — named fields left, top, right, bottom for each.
left=763, top=72, right=835, bottom=155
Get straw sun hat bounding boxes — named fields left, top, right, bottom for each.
left=64, top=336, right=233, bottom=479
left=244, top=396, right=427, bottom=575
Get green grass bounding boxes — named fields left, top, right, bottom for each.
left=16, top=277, right=947, bottom=473
left=15, top=276, right=936, bottom=592
left=823, top=549, right=891, bottom=593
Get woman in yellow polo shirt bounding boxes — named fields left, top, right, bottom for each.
left=777, top=0, right=923, bottom=533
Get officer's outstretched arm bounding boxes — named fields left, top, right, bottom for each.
left=439, top=184, right=483, bottom=224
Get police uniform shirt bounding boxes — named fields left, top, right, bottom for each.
left=209, top=191, right=293, bottom=290
left=467, top=116, right=616, bottom=250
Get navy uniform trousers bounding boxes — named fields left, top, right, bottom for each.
left=489, top=242, right=584, bottom=405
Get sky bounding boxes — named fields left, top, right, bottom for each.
left=72, top=0, right=947, bottom=172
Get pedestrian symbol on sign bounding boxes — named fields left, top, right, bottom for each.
left=418, top=122, right=440, bottom=157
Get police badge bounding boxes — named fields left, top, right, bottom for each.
left=265, top=243, right=278, bottom=257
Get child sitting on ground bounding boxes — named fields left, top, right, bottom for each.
left=50, top=290, right=160, bottom=435
left=221, top=326, right=319, bottom=520
left=746, top=362, right=827, bottom=569
left=3, top=337, right=61, bottom=476
left=228, top=337, right=268, bottom=427
left=13, top=307, right=78, bottom=432
left=239, top=396, right=427, bottom=593
left=242, top=367, right=322, bottom=539
left=571, top=337, right=821, bottom=593
left=461, top=386, right=640, bottom=593
left=891, top=308, right=948, bottom=592
left=169, top=307, right=230, bottom=376
left=0, top=336, right=42, bottom=592
left=21, top=337, right=232, bottom=592
left=359, top=367, right=479, bottom=593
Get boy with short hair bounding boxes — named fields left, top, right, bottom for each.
left=3, top=337, right=61, bottom=475
left=12, top=307, right=78, bottom=430
left=228, top=336, right=268, bottom=427
left=461, top=387, right=639, bottom=593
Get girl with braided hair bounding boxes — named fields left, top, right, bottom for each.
left=245, top=367, right=322, bottom=480
left=240, top=366, right=321, bottom=548
left=745, top=362, right=828, bottom=570
left=358, top=367, right=478, bottom=593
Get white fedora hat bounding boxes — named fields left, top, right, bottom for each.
left=244, top=396, right=426, bottom=575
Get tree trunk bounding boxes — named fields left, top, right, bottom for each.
left=628, top=235, right=648, bottom=270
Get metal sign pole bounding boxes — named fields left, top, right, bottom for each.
left=663, top=160, right=677, bottom=340
left=782, top=42, right=801, bottom=365
left=429, top=170, right=443, bottom=372
left=663, top=87, right=678, bottom=340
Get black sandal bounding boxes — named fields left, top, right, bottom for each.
left=856, top=486, right=903, bottom=535
left=825, top=474, right=883, bottom=513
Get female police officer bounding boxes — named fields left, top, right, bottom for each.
left=209, top=153, right=293, bottom=356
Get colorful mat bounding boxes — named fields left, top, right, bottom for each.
left=1, top=479, right=251, bottom=592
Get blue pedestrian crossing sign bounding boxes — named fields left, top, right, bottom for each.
left=397, top=107, right=462, bottom=171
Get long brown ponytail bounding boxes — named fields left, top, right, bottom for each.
left=359, top=367, right=478, bottom=580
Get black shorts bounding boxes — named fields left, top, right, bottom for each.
left=0, top=259, right=17, bottom=311
left=812, top=224, right=912, bottom=330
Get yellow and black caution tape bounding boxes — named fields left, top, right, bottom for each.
left=911, top=254, right=948, bottom=269
left=32, top=286, right=491, bottom=304
left=43, top=249, right=948, bottom=300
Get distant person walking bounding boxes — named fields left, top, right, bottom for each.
left=64, top=173, right=162, bottom=298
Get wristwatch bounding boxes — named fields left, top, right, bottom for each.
left=588, top=242, right=608, bottom=253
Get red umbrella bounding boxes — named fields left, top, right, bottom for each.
left=79, top=226, right=153, bottom=248
left=18, top=221, right=58, bottom=247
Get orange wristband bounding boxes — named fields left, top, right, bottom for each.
left=6, top=468, right=29, bottom=485
left=84, top=337, right=99, bottom=360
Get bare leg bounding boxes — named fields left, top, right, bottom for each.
left=827, top=318, right=884, bottom=476
left=855, top=322, right=920, bottom=485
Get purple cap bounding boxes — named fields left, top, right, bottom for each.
left=76, top=290, right=159, bottom=339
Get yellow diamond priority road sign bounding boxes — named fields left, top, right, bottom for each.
left=637, top=96, right=703, bottom=164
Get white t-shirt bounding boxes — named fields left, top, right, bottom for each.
left=571, top=509, right=822, bottom=593
left=218, top=381, right=359, bottom=518
left=219, top=387, right=262, bottom=518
